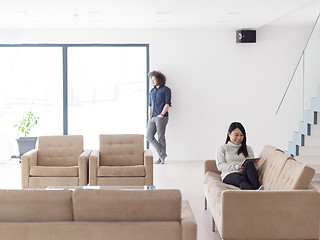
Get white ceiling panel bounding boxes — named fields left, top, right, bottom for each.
left=0, top=0, right=317, bottom=29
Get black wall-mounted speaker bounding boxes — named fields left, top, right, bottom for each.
left=236, top=30, right=256, bottom=43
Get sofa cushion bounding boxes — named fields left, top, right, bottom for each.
left=260, top=150, right=289, bottom=190
left=204, top=171, right=221, bottom=184
left=29, top=177, right=79, bottom=188
left=73, top=189, right=181, bottom=222
left=38, top=135, right=83, bottom=166
left=0, top=222, right=182, bottom=240
left=99, top=134, right=144, bottom=166
left=276, top=159, right=315, bottom=190
left=96, top=177, right=146, bottom=186
left=97, top=165, right=145, bottom=177
left=257, top=145, right=283, bottom=183
left=0, top=190, right=73, bottom=222
left=30, top=166, right=79, bottom=177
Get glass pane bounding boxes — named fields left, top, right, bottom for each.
left=0, top=47, right=63, bottom=159
left=68, top=46, right=147, bottom=149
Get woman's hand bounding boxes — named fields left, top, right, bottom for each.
left=238, top=163, right=243, bottom=170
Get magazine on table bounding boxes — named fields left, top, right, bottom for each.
left=241, top=158, right=260, bottom=167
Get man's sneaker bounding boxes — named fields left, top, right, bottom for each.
left=154, top=159, right=161, bottom=164
left=160, top=155, right=167, bottom=164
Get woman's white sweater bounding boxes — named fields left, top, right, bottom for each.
left=216, top=141, right=254, bottom=180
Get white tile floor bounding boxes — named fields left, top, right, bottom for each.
left=0, top=158, right=21, bottom=190
left=0, top=158, right=319, bottom=240
left=153, top=160, right=221, bottom=240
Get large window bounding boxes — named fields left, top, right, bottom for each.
left=68, top=46, right=147, bottom=149
left=0, top=47, right=62, bottom=158
left=0, top=44, right=148, bottom=157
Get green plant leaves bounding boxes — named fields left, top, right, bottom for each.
left=13, top=111, right=39, bottom=138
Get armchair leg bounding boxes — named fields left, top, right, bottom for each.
left=205, top=197, right=207, bottom=210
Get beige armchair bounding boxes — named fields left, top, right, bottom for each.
left=21, top=135, right=91, bottom=188
left=89, top=134, right=153, bottom=186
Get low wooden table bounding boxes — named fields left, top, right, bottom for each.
left=45, top=185, right=156, bottom=190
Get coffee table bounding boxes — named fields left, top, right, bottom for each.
left=45, top=185, right=156, bottom=190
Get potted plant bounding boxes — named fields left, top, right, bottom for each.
left=14, top=111, right=39, bottom=158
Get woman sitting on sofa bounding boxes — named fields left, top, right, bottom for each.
left=216, top=122, right=263, bottom=190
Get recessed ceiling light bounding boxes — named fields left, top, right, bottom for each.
left=15, top=11, right=27, bottom=14
left=157, top=11, right=171, bottom=15
left=228, top=11, right=241, bottom=15
left=87, top=11, right=99, bottom=15
left=154, top=20, right=167, bottom=23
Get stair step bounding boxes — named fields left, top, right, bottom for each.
left=304, top=135, right=320, bottom=146
left=310, top=125, right=320, bottom=136
left=288, top=141, right=298, bottom=156
left=304, top=110, right=316, bottom=124
left=293, top=131, right=304, bottom=146
left=299, top=121, right=310, bottom=135
left=311, top=98, right=320, bottom=112
left=299, top=146, right=320, bottom=156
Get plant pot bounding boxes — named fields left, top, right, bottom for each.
left=16, top=137, right=38, bottom=158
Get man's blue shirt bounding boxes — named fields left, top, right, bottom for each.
left=149, top=85, right=171, bottom=118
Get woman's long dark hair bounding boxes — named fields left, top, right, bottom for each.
left=225, top=122, right=248, bottom=157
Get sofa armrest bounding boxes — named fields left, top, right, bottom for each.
left=89, top=150, right=99, bottom=186
left=144, top=149, right=153, bottom=186
left=181, top=200, right=197, bottom=240
left=221, top=190, right=320, bottom=239
left=78, top=150, right=91, bottom=186
left=21, top=149, right=38, bottom=188
left=204, top=160, right=221, bottom=175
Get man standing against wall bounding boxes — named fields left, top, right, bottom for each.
left=146, top=71, right=171, bottom=164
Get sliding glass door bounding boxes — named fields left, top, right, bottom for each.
left=68, top=46, right=147, bottom=149
left=0, top=47, right=63, bottom=158
left=0, top=44, right=148, bottom=157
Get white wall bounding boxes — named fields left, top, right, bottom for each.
left=0, top=24, right=314, bottom=160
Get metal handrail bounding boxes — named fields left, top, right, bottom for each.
left=275, top=13, right=320, bottom=114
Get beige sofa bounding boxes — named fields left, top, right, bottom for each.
left=0, top=189, right=196, bottom=240
left=89, top=134, right=153, bottom=186
left=204, top=145, right=320, bottom=240
left=21, top=135, right=91, bottom=188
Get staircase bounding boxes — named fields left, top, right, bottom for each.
left=287, top=85, right=320, bottom=182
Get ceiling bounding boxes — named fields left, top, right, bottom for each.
left=0, top=0, right=318, bottom=29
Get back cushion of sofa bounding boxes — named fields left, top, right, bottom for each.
left=99, top=134, right=144, bottom=166
left=73, top=189, right=181, bottom=221
left=0, top=190, right=73, bottom=222
left=257, top=145, right=282, bottom=183
left=276, top=159, right=315, bottom=190
left=38, top=135, right=83, bottom=166
left=260, top=150, right=289, bottom=190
